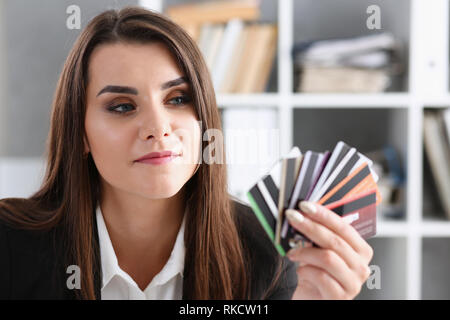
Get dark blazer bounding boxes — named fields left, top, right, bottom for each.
left=0, top=198, right=297, bottom=299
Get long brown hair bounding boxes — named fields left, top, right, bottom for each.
left=0, top=6, right=250, bottom=299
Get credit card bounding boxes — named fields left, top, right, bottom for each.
left=285, top=188, right=378, bottom=249
left=319, top=162, right=382, bottom=206
left=247, top=143, right=380, bottom=256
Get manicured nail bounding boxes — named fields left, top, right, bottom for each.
left=299, top=201, right=317, bottom=214
left=286, top=248, right=296, bottom=257
left=285, top=209, right=304, bottom=224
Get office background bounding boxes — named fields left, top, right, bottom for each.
left=0, top=0, right=449, bottom=300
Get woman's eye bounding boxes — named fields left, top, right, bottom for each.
left=106, top=95, right=192, bottom=114
left=108, top=103, right=135, bottom=114
left=169, top=95, right=192, bottom=106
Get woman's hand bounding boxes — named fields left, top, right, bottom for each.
left=285, top=201, right=374, bottom=300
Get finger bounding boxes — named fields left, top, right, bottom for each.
left=293, top=279, right=322, bottom=300
left=288, top=247, right=364, bottom=296
left=298, top=201, right=374, bottom=262
left=285, top=209, right=367, bottom=273
left=296, top=265, right=348, bottom=300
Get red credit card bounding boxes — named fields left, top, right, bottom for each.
left=288, top=188, right=377, bottom=247
left=324, top=188, right=377, bottom=239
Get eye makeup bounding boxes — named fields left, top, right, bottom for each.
left=167, top=91, right=192, bottom=106
left=105, top=91, right=193, bottom=115
left=107, top=103, right=136, bottom=114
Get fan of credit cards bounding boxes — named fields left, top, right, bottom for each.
left=246, top=141, right=382, bottom=257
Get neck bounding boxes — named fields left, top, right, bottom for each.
left=99, top=182, right=186, bottom=289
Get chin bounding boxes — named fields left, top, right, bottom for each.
left=141, top=183, right=183, bottom=199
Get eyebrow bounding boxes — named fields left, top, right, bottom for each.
left=96, top=76, right=188, bottom=97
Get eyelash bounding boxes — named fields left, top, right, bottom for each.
left=107, top=94, right=192, bottom=114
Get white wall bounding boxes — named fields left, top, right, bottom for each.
left=0, top=157, right=46, bottom=199
left=0, top=0, right=137, bottom=198
left=139, top=0, right=162, bottom=12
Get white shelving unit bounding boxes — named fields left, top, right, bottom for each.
left=185, top=0, right=450, bottom=299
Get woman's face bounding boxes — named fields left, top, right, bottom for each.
left=84, top=41, right=201, bottom=199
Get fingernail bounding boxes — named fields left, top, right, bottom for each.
left=286, top=248, right=295, bottom=257
left=285, top=209, right=304, bottom=224
left=299, top=201, right=317, bottom=214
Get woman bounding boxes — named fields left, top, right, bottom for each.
left=0, top=7, right=372, bottom=300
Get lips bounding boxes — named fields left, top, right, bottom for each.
left=135, top=150, right=181, bottom=162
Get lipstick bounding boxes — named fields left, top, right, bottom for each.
left=135, top=150, right=181, bottom=165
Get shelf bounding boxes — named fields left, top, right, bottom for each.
left=376, top=221, right=450, bottom=238
left=420, top=222, right=450, bottom=237
left=217, top=93, right=279, bottom=107
left=291, top=93, right=411, bottom=108
left=217, top=93, right=411, bottom=108
left=376, top=221, right=409, bottom=237
left=416, top=96, right=450, bottom=107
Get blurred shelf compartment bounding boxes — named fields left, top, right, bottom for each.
left=292, top=108, right=408, bottom=158
left=422, top=238, right=450, bottom=299
left=293, top=108, right=408, bottom=224
left=356, top=237, right=407, bottom=300
left=292, top=0, right=411, bottom=94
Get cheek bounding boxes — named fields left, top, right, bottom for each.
left=143, top=117, right=202, bottom=193
left=85, top=111, right=133, bottom=174
left=84, top=108, right=201, bottom=198
left=176, top=116, right=202, bottom=161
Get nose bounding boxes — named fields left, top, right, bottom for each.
left=138, top=103, right=172, bottom=141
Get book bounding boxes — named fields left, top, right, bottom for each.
left=298, top=66, right=391, bottom=93
left=443, top=108, right=450, bottom=146
left=165, top=0, right=261, bottom=25
left=251, top=24, right=277, bottom=93
left=211, top=19, right=244, bottom=93
left=166, top=1, right=276, bottom=94
left=293, top=33, right=397, bottom=67
left=293, top=32, right=402, bottom=93
left=423, top=111, right=450, bottom=218
left=230, top=23, right=259, bottom=92
left=205, top=24, right=225, bottom=73
left=198, top=23, right=215, bottom=59
left=235, top=23, right=277, bottom=93
left=220, top=24, right=249, bottom=93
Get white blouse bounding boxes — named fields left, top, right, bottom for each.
left=96, top=205, right=186, bottom=300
